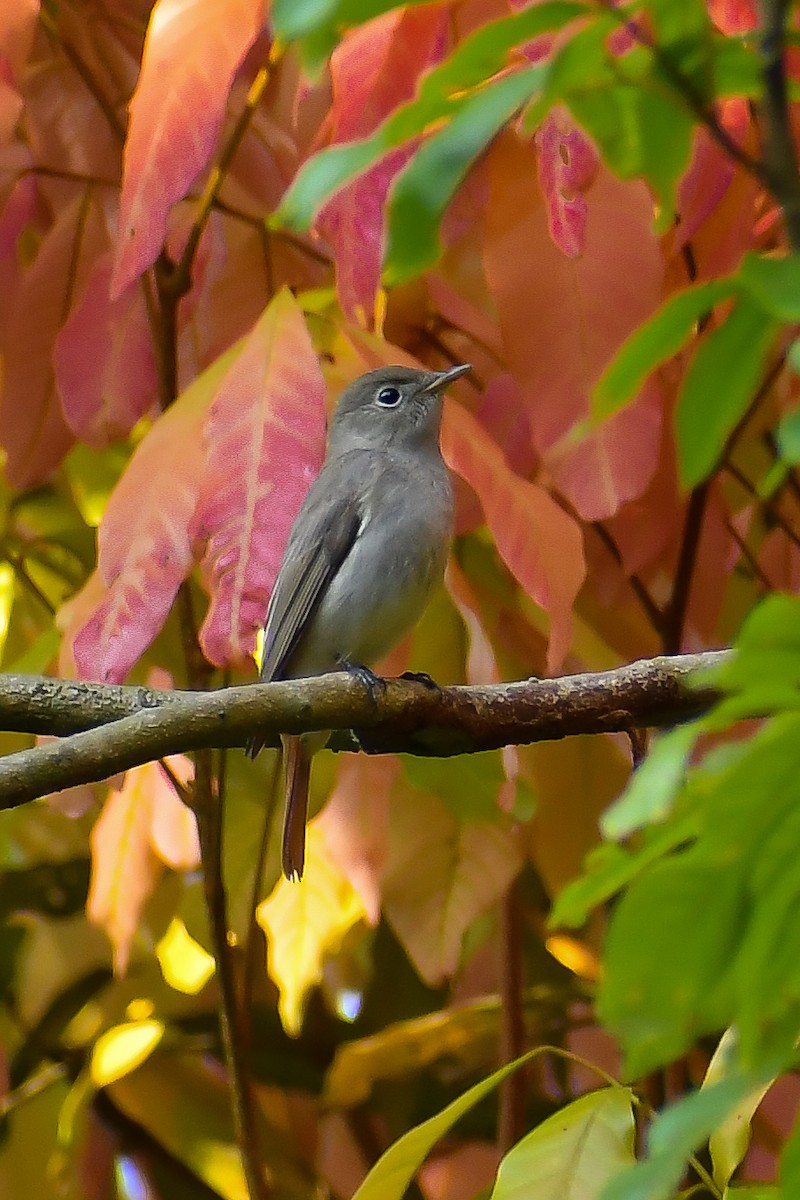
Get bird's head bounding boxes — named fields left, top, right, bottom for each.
left=327, top=363, right=471, bottom=455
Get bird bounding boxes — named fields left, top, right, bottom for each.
left=246, top=361, right=471, bottom=880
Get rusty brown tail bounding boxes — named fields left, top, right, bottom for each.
left=281, top=734, right=310, bottom=881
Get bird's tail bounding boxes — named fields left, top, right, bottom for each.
left=281, top=734, right=311, bottom=881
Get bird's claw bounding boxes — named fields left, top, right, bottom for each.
left=338, top=657, right=386, bottom=705
left=399, top=670, right=440, bottom=691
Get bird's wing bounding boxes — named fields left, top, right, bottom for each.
left=259, top=466, right=362, bottom=682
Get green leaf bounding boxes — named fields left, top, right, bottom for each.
left=602, top=1072, right=781, bottom=1200
left=647, top=0, right=714, bottom=100
left=402, top=752, right=506, bottom=821
left=715, top=595, right=800, bottom=700
left=270, top=0, right=337, bottom=41
left=676, top=295, right=779, bottom=487
left=738, top=252, right=800, bottom=320
left=549, top=813, right=699, bottom=929
left=276, top=2, right=587, bottom=228
left=599, top=724, right=698, bottom=840
left=593, top=277, right=738, bottom=420
left=704, top=1029, right=774, bottom=1191
left=598, top=850, right=745, bottom=1076
left=777, top=407, right=800, bottom=463
left=384, top=67, right=544, bottom=283
left=780, top=1122, right=800, bottom=1198
left=491, top=1088, right=635, bottom=1199
left=350, top=1048, right=543, bottom=1200
left=568, top=83, right=694, bottom=225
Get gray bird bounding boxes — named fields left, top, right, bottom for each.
left=246, top=362, right=470, bottom=880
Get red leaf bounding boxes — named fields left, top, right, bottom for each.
left=54, top=251, right=158, bottom=446
left=0, top=194, right=108, bottom=486
left=318, top=4, right=447, bottom=322
left=442, top=400, right=585, bottom=673
left=72, top=374, right=213, bottom=682
left=535, top=111, right=599, bottom=258
left=111, top=0, right=266, bottom=297
left=484, top=132, right=664, bottom=520
left=192, top=289, right=326, bottom=668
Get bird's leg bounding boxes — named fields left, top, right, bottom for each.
left=399, top=670, right=440, bottom=691
left=336, top=656, right=386, bottom=705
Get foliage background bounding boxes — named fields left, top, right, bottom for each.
left=1, top=0, right=800, bottom=1197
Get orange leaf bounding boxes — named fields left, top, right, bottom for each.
left=318, top=755, right=398, bottom=925
left=442, top=401, right=585, bottom=673
left=112, top=0, right=266, bottom=296
left=149, top=756, right=199, bottom=871
left=87, top=769, right=162, bottom=975
left=71, top=357, right=222, bottom=682
left=381, top=776, right=523, bottom=986
left=192, top=289, right=327, bottom=667
left=484, top=131, right=664, bottom=520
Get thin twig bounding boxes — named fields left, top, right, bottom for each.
left=592, top=523, right=665, bottom=637
left=243, top=752, right=282, bottom=1027
left=498, top=878, right=527, bottom=1154
left=195, top=755, right=270, bottom=1200
left=662, top=482, right=709, bottom=654
left=757, top=0, right=800, bottom=249
left=596, top=0, right=768, bottom=185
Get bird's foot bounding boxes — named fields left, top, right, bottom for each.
left=399, top=670, right=440, bottom=691
left=337, top=657, right=386, bottom=705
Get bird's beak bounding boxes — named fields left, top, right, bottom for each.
left=421, top=363, right=472, bottom=393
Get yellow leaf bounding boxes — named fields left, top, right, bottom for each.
left=156, top=918, right=216, bottom=994
left=258, top=821, right=367, bottom=1036
left=91, top=1019, right=164, bottom=1086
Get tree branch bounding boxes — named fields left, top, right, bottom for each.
left=0, top=652, right=727, bottom=807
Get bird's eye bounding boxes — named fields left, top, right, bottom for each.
left=375, top=386, right=402, bottom=408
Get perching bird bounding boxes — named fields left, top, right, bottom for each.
left=246, top=362, right=470, bottom=880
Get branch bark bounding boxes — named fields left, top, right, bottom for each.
left=0, top=651, right=727, bottom=807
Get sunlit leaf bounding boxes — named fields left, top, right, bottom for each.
left=492, top=1088, right=635, bottom=1200
left=91, top=1020, right=165, bottom=1087
left=351, top=1047, right=545, bottom=1200
left=112, top=0, right=267, bottom=294
left=258, top=822, right=368, bottom=1036
left=156, top=917, right=216, bottom=995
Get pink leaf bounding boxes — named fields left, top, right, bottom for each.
left=442, top=401, right=585, bottom=674
left=535, top=111, right=598, bottom=257
left=484, top=133, right=664, bottom=520
left=112, top=0, right=266, bottom=297
left=72, top=373, right=214, bottom=682
left=54, top=251, right=158, bottom=446
left=318, top=5, right=447, bottom=322
left=0, top=194, right=108, bottom=486
left=192, top=288, right=326, bottom=668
